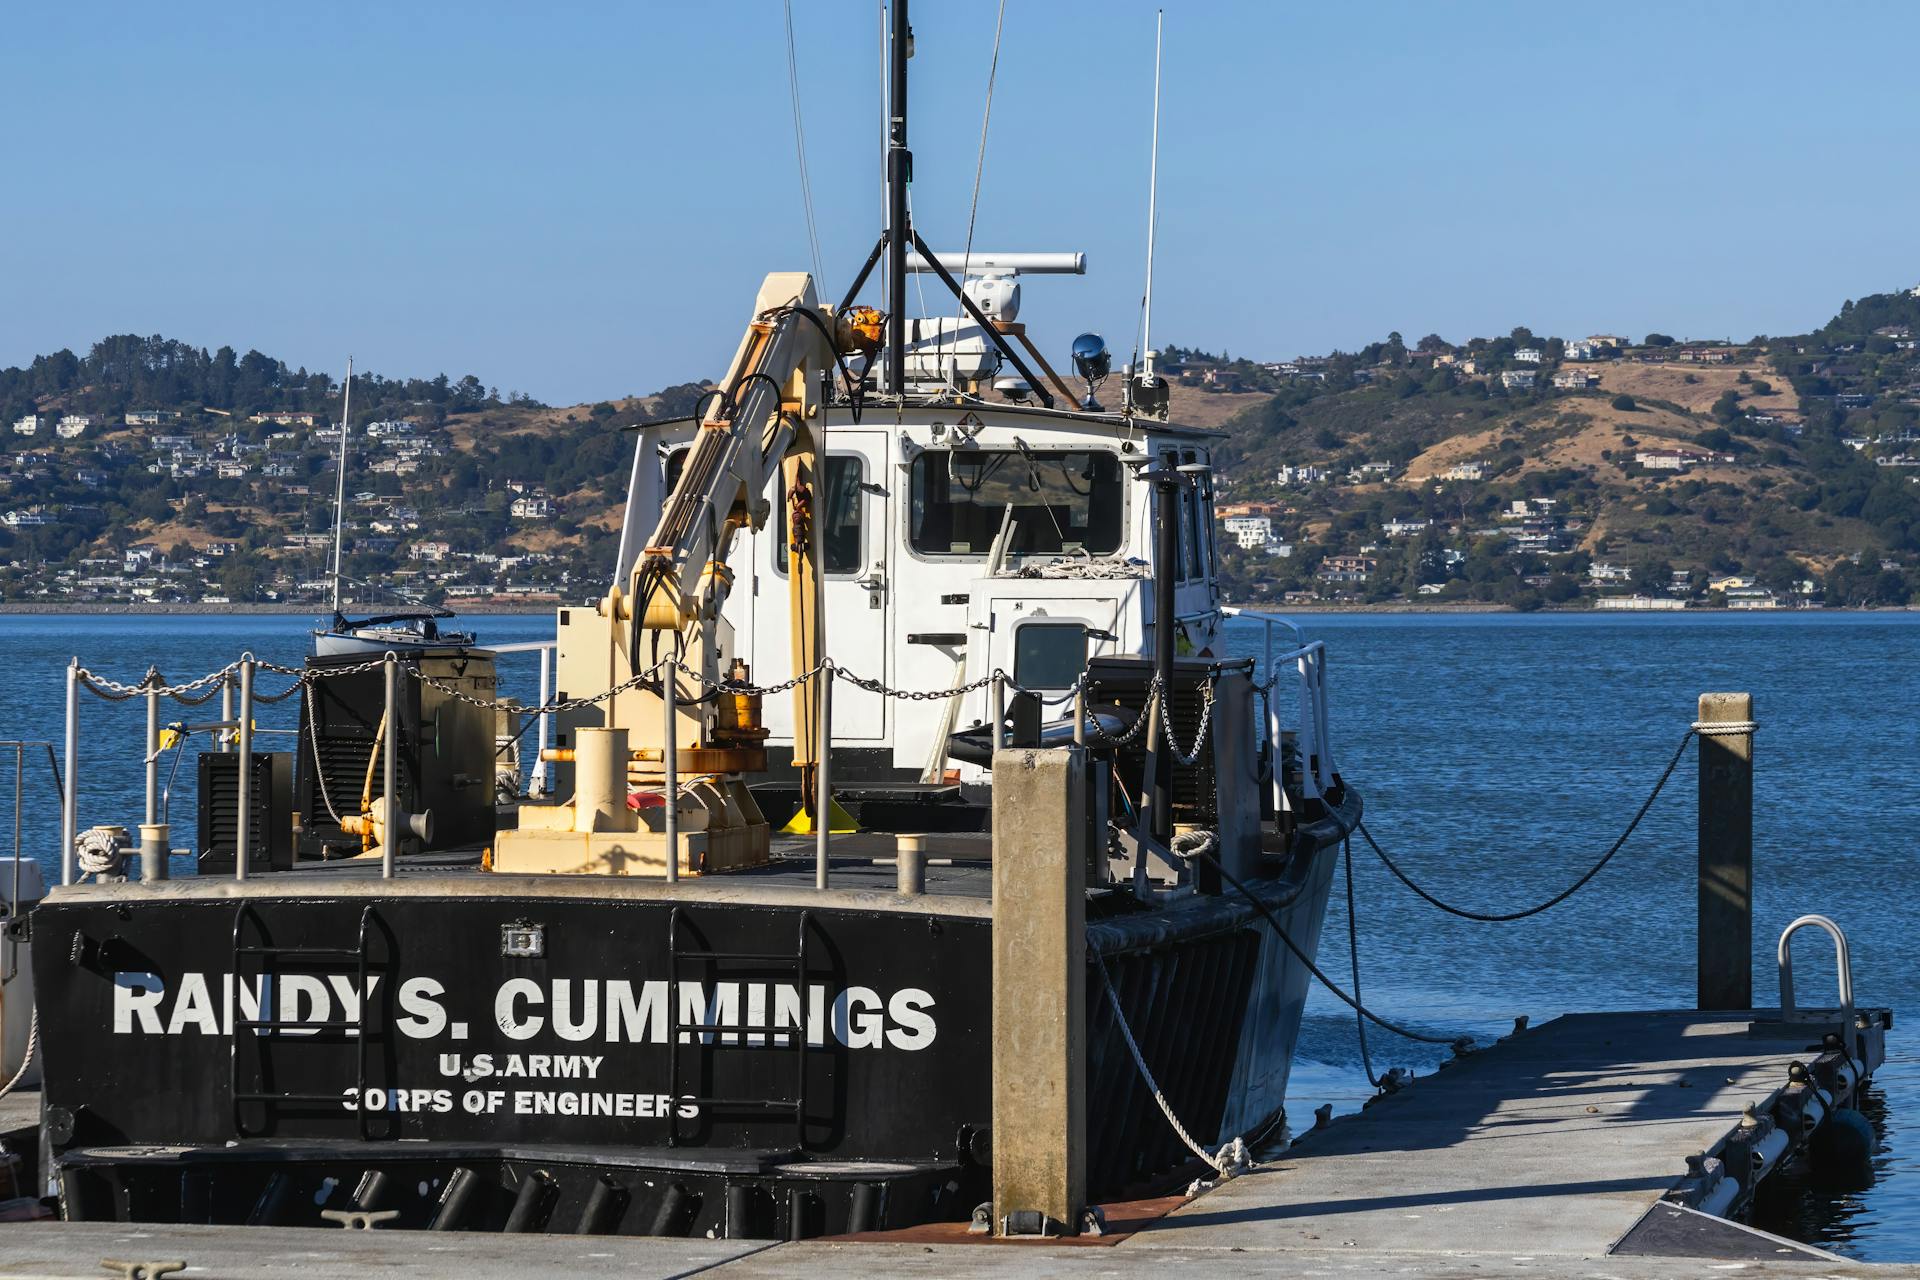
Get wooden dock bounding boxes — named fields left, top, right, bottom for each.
left=0, top=1006, right=1905, bottom=1276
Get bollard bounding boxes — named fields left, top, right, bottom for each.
left=236, top=656, right=255, bottom=881
left=991, top=746, right=1087, bottom=1236
left=896, top=834, right=925, bottom=896
left=1697, top=692, right=1754, bottom=1010
left=220, top=670, right=233, bottom=752
left=663, top=659, right=679, bottom=884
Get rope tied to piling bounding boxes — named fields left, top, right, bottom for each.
left=1692, top=719, right=1758, bottom=735
left=1356, top=724, right=1700, bottom=924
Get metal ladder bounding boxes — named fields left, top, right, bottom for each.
left=664, top=906, right=811, bottom=1150
left=229, top=902, right=385, bottom=1139
left=1778, top=913, right=1858, bottom=1058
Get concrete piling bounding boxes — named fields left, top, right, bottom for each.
left=990, top=746, right=1087, bottom=1236
left=1696, top=692, right=1754, bottom=1011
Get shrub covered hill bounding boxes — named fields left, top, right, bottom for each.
left=7, top=289, right=1920, bottom=609
left=1198, top=287, right=1920, bottom=608
left=0, top=335, right=712, bottom=606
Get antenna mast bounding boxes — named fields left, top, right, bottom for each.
left=329, top=356, right=353, bottom=621
left=885, top=0, right=911, bottom=395
left=1142, top=9, right=1164, bottom=382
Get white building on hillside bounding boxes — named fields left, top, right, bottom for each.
left=1222, top=515, right=1274, bottom=549
left=11, top=415, right=41, bottom=436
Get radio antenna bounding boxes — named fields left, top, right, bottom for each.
left=1140, top=9, right=1163, bottom=383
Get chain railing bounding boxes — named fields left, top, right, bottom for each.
left=55, top=618, right=1339, bottom=891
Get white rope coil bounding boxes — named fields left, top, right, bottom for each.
left=1692, top=720, right=1758, bottom=735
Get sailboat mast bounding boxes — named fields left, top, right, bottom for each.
left=1142, top=10, right=1163, bottom=382
left=330, top=356, right=353, bottom=619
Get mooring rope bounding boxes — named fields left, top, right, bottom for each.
left=1343, top=836, right=1384, bottom=1089
left=1183, top=845, right=1462, bottom=1047
left=1356, top=725, right=1700, bottom=923
left=1091, top=949, right=1247, bottom=1179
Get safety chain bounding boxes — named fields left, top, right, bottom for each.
left=1162, top=679, right=1216, bottom=767
left=76, top=663, right=240, bottom=702
left=673, top=659, right=828, bottom=698
left=1082, top=674, right=1162, bottom=750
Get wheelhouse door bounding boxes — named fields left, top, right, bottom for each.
left=752, top=430, right=890, bottom=743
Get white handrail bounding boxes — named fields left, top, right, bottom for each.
left=1221, top=609, right=1334, bottom=803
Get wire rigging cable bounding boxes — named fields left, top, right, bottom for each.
left=957, top=0, right=1006, bottom=297
left=782, top=0, right=827, bottom=294
left=1357, top=726, right=1698, bottom=923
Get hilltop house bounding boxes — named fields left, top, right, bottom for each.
left=1588, top=562, right=1634, bottom=583
left=1317, top=555, right=1376, bottom=584
left=124, top=410, right=180, bottom=427
left=1514, top=348, right=1543, bottom=364
left=11, top=415, right=41, bottom=436
left=1553, top=369, right=1600, bottom=389
left=1441, top=462, right=1485, bottom=481
left=510, top=494, right=554, bottom=520
left=55, top=414, right=93, bottom=438
left=248, top=410, right=319, bottom=427
left=1275, top=464, right=1325, bottom=487
left=1222, top=515, right=1274, bottom=549
left=1500, top=369, right=1537, bottom=390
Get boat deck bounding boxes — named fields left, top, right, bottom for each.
left=223, top=831, right=1000, bottom=899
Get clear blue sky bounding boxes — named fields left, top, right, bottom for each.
left=3, top=2, right=1917, bottom=404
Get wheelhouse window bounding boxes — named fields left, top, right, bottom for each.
left=775, top=455, right=864, bottom=575
left=909, top=449, right=1123, bottom=556
left=1013, top=622, right=1088, bottom=690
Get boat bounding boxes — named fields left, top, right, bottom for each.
left=24, top=3, right=1360, bottom=1240
left=311, top=356, right=478, bottom=657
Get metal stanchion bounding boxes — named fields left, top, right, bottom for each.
left=992, top=672, right=1007, bottom=750
left=1073, top=682, right=1087, bottom=748
left=534, top=646, right=552, bottom=797
left=236, top=655, right=255, bottom=881
left=142, top=668, right=168, bottom=882
left=663, top=659, right=679, bottom=884
left=815, top=666, right=833, bottom=891
left=62, top=659, right=78, bottom=886
left=220, top=671, right=233, bottom=752
left=383, top=653, right=398, bottom=881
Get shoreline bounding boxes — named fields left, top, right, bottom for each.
left=0, top=602, right=557, bottom=616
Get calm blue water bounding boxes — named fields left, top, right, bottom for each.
left=1225, top=612, right=1919, bottom=1261
left=0, top=611, right=1911, bottom=1256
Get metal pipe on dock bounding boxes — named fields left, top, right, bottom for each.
left=235, top=656, right=254, bottom=880
left=220, top=671, right=232, bottom=752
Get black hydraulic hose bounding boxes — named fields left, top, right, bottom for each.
left=1356, top=727, right=1696, bottom=923
left=1185, top=846, right=1459, bottom=1047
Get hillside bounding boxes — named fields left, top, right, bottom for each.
left=1191, top=297, right=1920, bottom=608
left=0, top=335, right=712, bottom=606
left=7, top=289, right=1920, bottom=611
